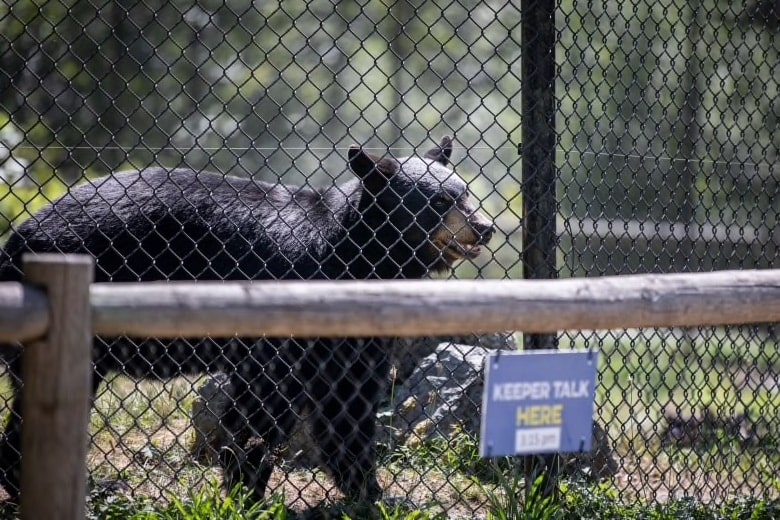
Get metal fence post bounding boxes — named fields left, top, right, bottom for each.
left=20, top=254, right=93, bottom=520
left=520, top=0, right=560, bottom=499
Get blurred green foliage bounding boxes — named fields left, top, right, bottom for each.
left=0, top=178, right=69, bottom=241
left=0, top=0, right=776, bottom=277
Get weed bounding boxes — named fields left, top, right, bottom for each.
left=384, top=427, right=515, bottom=483
left=88, top=481, right=290, bottom=520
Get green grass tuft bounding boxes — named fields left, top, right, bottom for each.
left=88, top=481, right=290, bottom=520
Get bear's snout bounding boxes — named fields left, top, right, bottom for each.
left=431, top=203, right=495, bottom=265
left=469, top=212, right=495, bottom=245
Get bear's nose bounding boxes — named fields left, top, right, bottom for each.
left=470, top=213, right=496, bottom=244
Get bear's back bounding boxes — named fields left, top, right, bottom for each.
left=0, top=168, right=351, bottom=282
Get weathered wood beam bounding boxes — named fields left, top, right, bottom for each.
left=0, top=283, right=49, bottom=342
left=89, top=270, right=780, bottom=338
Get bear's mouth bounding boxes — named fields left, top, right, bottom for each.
left=447, top=241, right=482, bottom=259
left=435, top=239, right=483, bottom=261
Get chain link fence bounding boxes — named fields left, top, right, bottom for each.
left=0, top=0, right=778, bottom=516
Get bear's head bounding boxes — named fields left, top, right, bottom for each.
left=348, top=136, right=495, bottom=274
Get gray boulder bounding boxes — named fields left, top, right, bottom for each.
left=392, top=333, right=516, bottom=383
left=190, top=373, right=232, bottom=464
left=379, top=342, right=491, bottom=447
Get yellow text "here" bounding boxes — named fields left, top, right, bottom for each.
left=516, top=405, right=563, bottom=427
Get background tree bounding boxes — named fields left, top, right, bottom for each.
left=0, top=0, right=776, bottom=275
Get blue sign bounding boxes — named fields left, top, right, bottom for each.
left=480, top=350, right=599, bottom=457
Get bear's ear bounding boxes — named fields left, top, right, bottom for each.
left=348, top=146, right=376, bottom=179
left=348, top=146, right=396, bottom=181
left=423, top=136, right=453, bottom=166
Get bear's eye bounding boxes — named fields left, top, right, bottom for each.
left=431, top=196, right=453, bottom=212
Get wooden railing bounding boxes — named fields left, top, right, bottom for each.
left=3, top=253, right=780, bottom=519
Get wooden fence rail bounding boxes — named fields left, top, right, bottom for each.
left=92, top=269, right=780, bottom=337
left=2, top=253, right=780, bottom=519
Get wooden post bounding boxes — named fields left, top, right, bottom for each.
left=20, top=254, right=93, bottom=520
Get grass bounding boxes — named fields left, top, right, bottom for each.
left=584, top=327, right=780, bottom=433
left=0, top=326, right=778, bottom=517
left=382, top=426, right=515, bottom=483
left=88, top=482, right=289, bottom=520
left=569, top=327, right=780, bottom=503
left=558, top=481, right=780, bottom=519
left=75, top=475, right=780, bottom=520
left=0, top=424, right=778, bottom=518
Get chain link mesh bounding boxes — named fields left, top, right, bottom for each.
left=0, top=0, right=777, bottom=516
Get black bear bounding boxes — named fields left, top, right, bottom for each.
left=0, top=137, right=494, bottom=502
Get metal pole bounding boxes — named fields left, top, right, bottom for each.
left=520, top=0, right=560, bottom=498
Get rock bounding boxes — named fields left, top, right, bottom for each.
left=661, top=404, right=708, bottom=446
left=661, top=403, right=775, bottom=447
left=190, top=373, right=233, bottom=464
left=379, top=342, right=491, bottom=447
left=391, top=333, right=516, bottom=384
left=562, top=423, right=618, bottom=480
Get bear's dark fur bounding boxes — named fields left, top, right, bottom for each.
left=0, top=137, right=494, bottom=502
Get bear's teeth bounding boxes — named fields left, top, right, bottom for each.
left=464, top=245, right=482, bottom=258
left=447, top=241, right=482, bottom=259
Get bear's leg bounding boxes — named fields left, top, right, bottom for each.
left=307, top=339, right=389, bottom=502
left=219, top=340, right=306, bottom=501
